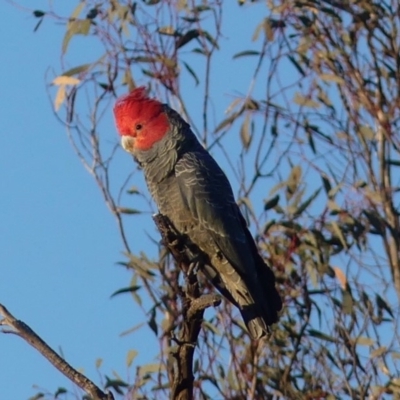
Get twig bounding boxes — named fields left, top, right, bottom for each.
left=0, top=304, right=114, bottom=400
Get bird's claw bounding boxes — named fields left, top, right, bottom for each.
left=187, top=260, right=200, bottom=277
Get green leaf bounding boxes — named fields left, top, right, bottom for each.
left=309, top=125, right=333, bottom=143
left=54, top=388, right=67, bottom=398
left=331, top=221, right=348, bottom=249
left=307, top=129, right=316, bottom=153
left=238, top=197, right=255, bottom=219
left=120, top=322, right=145, bottom=337
left=148, top=308, right=158, bottom=336
left=116, top=5, right=131, bottom=22
left=294, top=188, right=321, bottom=217
left=97, top=82, right=109, bottom=90
left=158, top=26, right=175, bottom=35
left=263, top=19, right=274, bottom=41
left=126, top=350, right=138, bottom=367
left=308, top=329, right=336, bottom=343
left=86, top=8, right=98, bottom=20
left=33, top=10, right=45, bottom=18
left=287, top=55, right=305, bottom=76
left=387, top=159, right=400, bottom=166
left=233, top=50, right=260, bottom=59
left=194, top=5, right=211, bottom=12
left=202, top=320, right=221, bottom=335
left=127, top=186, right=140, bottom=195
left=71, top=2, right=85, bottom=19
left=192, top=48, right=206, bottom=55
left=140, top=363, right=162, bottom=375
left=111, top=285, right=141, bottom=298
left=264, top=194, right=280, bottom=210
left=319, top=73, right=344, bottom=84
left=118, top=207, right=141, bottom=214
left=203, top=30, right=219, bottom=49
left=370, top=346, right=387, bottom=358
left=263, top=219, right=276, bottom=233
left=317, top=87, right=333, bottom=107
left=363, top=210, right=385, bottom=235
left=105, top=377, right=129, bottom=395
left=299, top=15, right=313, bottom=27
left=217, top=363, right=225, bottom=379
left=142, top=69, right=156, bottom=78
left=320, top=6, right=342, bottom=20
left=33, top=18, right=44, bottom=33
left=355, top=337, right=375, bottom=346
left=176, top=29, right=200, bottom=49
left=227, top=368, right=240, bottom=390
left=62, top=63, right=91, bottom=77
left=240, top=114, right=252, bottom=150
left=342, top=290, right=353, bottom=314
left=244, top=98, right=259, bottom=110
left=286, top=165, right=302, bottom=198
left=355, top=180, right=367, bottom=188
left=214, top=111, right=241, bottom=133
left=183, top=61, right=199, bottom=86
left=294, top=92, right=320, bottom=108
left=62, top=19, right=91, bottom=54
left=280, top=220, right=303, bottom=232
left=132, top=56, right=157, bottom=63
left=122, top=68, right=134, bottom=89
left=322, top=175, right=332, bottom=196
left=306, top=261, right=318, bottom=287
left=125, top=253, right=156, bottom=279
left=376, top=295, right=394, bottom=318
left=79, top=19, right=91, bottom=35
left=181, top=15, right=200, bottom=23
left=358, top=125, right=375, bottom=140
left=252, top=18, right=284, bottom=42
left=127, top=275, right=143, bottom=306
left=95, top=358, right=103, bottom=368
left=29, top=394, right=45, bottom=400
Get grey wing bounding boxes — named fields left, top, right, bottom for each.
left=175, top=150, right=252, bottom=276
left=175, top=150, right=281, bottom=338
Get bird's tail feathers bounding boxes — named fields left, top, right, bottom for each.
left=201, top=258, right=282, bottom=340
left=239, top=305, right=270, bottom=339
left=254, top=254, right=282, bottom=326
left=235, top=258, right=282, bottom=340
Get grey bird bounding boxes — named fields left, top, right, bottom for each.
left=113, top=87, right=282, bottom=339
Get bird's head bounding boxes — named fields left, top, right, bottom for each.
left=113, top=87, right=170, bottom=154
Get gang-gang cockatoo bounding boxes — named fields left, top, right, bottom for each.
left=113, top=87, right=282, bottom=339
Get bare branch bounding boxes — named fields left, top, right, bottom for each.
left=0, top=304, right=114, bottom=400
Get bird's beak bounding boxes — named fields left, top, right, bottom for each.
left=121, top=135, right=136, bottom=154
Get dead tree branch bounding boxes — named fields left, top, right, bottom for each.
left=0, top=304, right=114, bottom=400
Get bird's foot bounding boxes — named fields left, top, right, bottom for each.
left=187, top=260, right=201, bottom=277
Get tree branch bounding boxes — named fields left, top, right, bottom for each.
left=0, top=304, right=114, bottom=400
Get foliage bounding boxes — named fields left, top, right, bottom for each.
left=23, top=0, right=400, bottom=398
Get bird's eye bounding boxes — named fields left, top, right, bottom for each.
left=135, top=123, right=143, bottom=131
